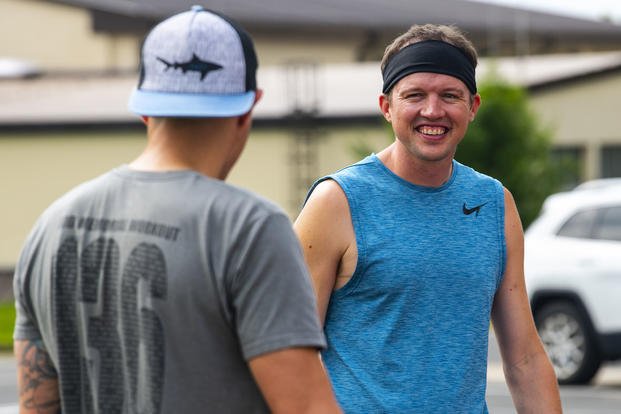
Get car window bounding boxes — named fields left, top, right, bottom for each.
left=557, top=209, right=598, bottom=239
left=593, top=206, right=621, bottom=242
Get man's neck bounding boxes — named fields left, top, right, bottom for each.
left=129, top=117, right=238, bottom=180
left=377, top=144, right=454, bottom=188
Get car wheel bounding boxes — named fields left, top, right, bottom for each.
left=534, top=301, right=601, bottom=385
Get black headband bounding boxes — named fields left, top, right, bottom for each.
left=382, top=40, right=477, bottom=94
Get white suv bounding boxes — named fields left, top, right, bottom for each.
left=524, top=179, right=621, bottom=384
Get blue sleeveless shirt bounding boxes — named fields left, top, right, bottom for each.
left=311, top=154, right=506, bottom=413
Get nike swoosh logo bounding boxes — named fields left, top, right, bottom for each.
left=463, top=202, right=487, bottom=216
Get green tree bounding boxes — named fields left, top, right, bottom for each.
left=456, top=79, right=573, bottom=228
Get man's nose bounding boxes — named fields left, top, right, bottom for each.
left=420, top=96, right=445, bottom=119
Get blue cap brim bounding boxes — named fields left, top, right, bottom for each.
left=128, top=88, right=256, bottom=117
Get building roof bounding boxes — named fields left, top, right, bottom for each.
left=2, top=51, right=621, bottom=127
left=50, top=0, right=621, bottom=37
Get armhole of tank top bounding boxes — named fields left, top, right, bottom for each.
left=329, top=176, right=367, bottom=298
left=494, top=180, right=507, bottom=292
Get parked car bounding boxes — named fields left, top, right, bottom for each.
left=524, top=179, right=621, bottom=384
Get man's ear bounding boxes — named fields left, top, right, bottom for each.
left=140, top=115, right=149, bottom=125
left=379, top=94, right=391, bottom=123
left=469, top=94, right=482, bottom=122
left=254, top=89, right=264, bottom=106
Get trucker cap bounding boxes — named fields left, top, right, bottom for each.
left=128, top=5, right=258, bottom=117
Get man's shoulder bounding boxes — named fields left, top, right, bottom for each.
left=25, top=167, right=289, bottom=235
left=67, top=168, right=281, bottom=212
left=209, top=179, right=284, bottom=218
left=41, top=170, right=117, bottom=218
left=454, top=160, right=503, bottom=188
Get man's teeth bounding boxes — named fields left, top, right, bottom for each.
left=418, top=126, right=447, bottom=135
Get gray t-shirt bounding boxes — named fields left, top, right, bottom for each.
left=14, top=167, right=326, bottom=414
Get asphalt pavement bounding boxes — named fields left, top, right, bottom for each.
left=0, top=354, right=16, bottom=413
left=487, top=330, right=621, bottom=413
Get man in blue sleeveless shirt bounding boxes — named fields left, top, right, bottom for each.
left=295, top=24, right=562, bottom=413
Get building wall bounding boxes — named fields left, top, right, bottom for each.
left=1, top=0, right=362, bottom=72
left=252, top=31, right=366, bottom=65
left=5, top=0, right=621, bottom=72
left=1, top=0, right=140, bottom=71
left=530, top=72, right=621, bottom=179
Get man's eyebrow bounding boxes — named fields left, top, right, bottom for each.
left=398, top=87, right=424, bottom=95
left=441, top=89, right=470, bottom=100
left=442, top=88, right=466, bottom=95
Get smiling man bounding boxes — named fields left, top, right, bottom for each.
left=294, top=24, right=562, bottom=413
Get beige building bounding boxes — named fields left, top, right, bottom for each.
left=3, top=0, right=621, bottom=71
left=1, top=0, right=621, bottom=273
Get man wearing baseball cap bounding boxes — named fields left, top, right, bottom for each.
left=13, top=6, right=340, bottom=413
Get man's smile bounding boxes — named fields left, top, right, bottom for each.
left=416, top=125, right=449, bottom=138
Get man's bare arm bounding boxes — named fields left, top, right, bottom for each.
left=249, top=347, right=341, bottom=413
left=14, top=339, right=60, bottom=414
left=491, top=188, right=562, bottom=413
left=294, top=179, right=355, bottom=324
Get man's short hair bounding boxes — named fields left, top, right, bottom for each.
left=381, top=24, right=478, bottom=73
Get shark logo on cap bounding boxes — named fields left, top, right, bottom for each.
left=157, top=53, right=223, bottom=80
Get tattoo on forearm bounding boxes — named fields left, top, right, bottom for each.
left=17, top=340, right=61, bottom=413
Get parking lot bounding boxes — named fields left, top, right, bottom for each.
left=487, top=330, right=621, bottom=413
left=486, top=360, right=621, bottom=413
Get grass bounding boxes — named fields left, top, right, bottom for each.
left=0, top=301, right=15, bottom=351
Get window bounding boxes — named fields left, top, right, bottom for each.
left=557, top=209, right=598, bottom=239
left=593, top=206, right=621, bottom=242
left=601, top=146, right=621, bottom=179
left=552, top=146, right=584, bottom=190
